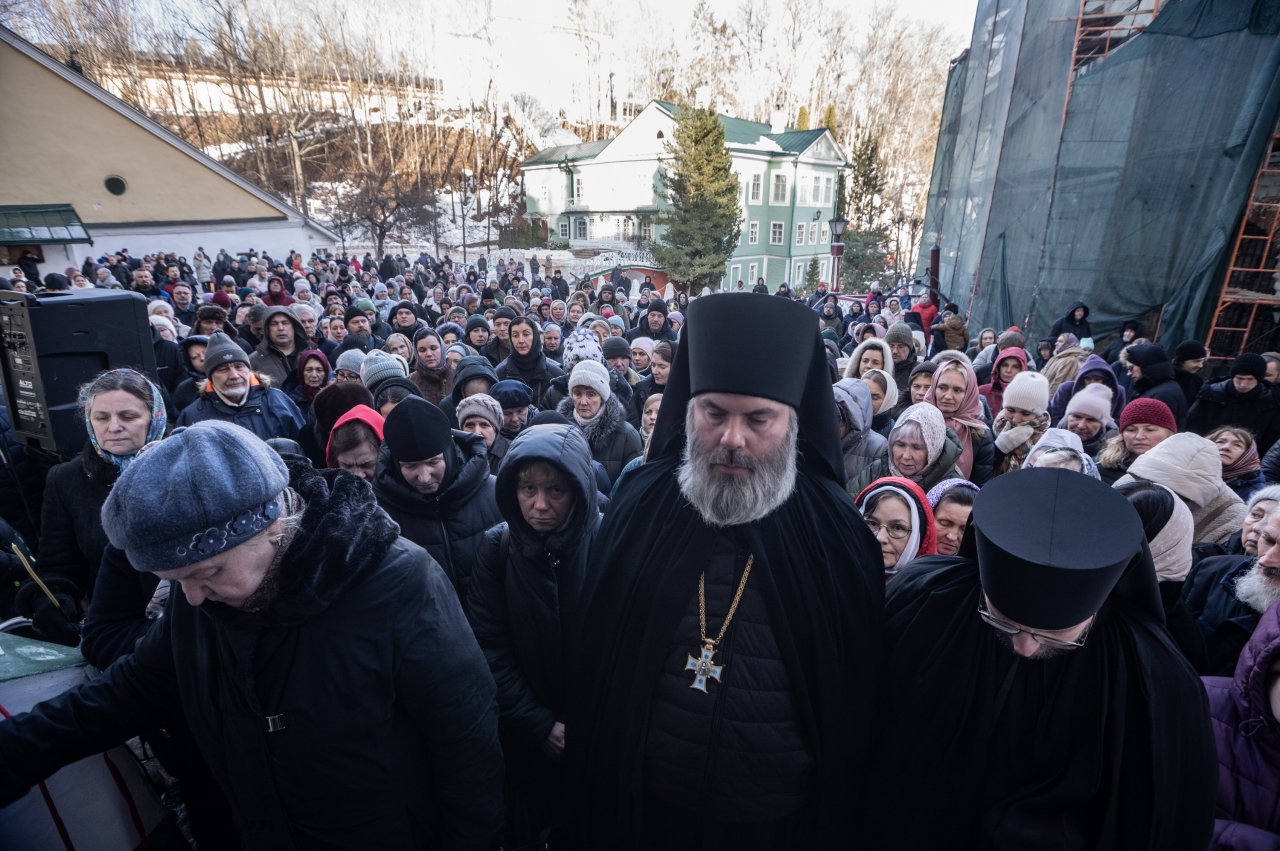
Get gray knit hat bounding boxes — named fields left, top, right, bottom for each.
left=456, top=393, right=503, bottom=431
left=203, top=331, right=249, bottom=376
left=885, top=322, right=915, bottom=348
left=102, top=420, right=288, bottom=573
left=335, top=349, right=366, bottom=375
left=569, top=360, right=612, bottom=401
left=361, top=349, right=409, bottom=390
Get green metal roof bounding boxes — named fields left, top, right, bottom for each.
left=0, top=204, right=91, bottom=245
left=653, top=101, right=830, bottom=156
left=521, top=139, right=612, bottom=167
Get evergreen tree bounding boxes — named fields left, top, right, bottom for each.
left=805, top=256, right=821, bottom=290
left=796, top=105, right=810, bottom=130
left=652, top=105, right=742, bottom=292
left=846, top=128, right=886, bottom=230
left=823, top=104, right=838, bottom=134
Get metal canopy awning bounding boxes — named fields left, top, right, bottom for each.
left=0, top=204, right=92, bottom=245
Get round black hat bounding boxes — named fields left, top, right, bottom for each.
left=974, top=467, right=1143, bottom=630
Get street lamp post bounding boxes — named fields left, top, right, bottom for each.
left=829, top=214, right=848, bottom=293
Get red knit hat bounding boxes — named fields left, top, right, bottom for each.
left=1119, top=398, right=1176, bottom=433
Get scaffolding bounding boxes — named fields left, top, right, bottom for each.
left=1205, top=119, right=1280, bottom=368
left=1069, top=0, right=1163, bottom=70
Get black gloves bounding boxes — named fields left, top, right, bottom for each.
left=30, top=593, right=82, bottom=646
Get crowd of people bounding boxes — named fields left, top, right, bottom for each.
left=0, top=245, right=1278, bottom=849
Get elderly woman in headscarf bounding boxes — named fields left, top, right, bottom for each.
left=1024, top=428, right=1101, bottom=478
left=292, top=349, right=332, bottom=415
left=925, top=478, right=980, bottom=556
left=848, top=402, right=964, bottom=495
left=16, top=368, right=167, bottom=645
left=1207, top=426, right=1266, bottom=502
left=923, top=356, right=995, bottom=485
left=853, top=477, right=937, bottom=580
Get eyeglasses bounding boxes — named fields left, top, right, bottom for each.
left=977, top=602, right=1092, bottom=650
left=864, top=517, right=912, bottom=540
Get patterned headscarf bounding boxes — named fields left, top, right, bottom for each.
left=84, top=369, right=168, bottom=472
left=924, top=359, right=987, bottom=478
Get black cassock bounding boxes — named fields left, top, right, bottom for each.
left=862, top=553, right=1217, bottom=850
left=562, top=457, right=884, bottom=850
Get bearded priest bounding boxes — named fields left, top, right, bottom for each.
left=563, top=292, right=884, bottom=850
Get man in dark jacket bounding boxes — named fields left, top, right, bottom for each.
left=884, top=321, right=918, bottom=394
left=1188, top=353, right=1280, bottom=454
left=1049, top=300, right=1092, bottom=341
left=373, top=396, right=501, bottom=604
left=1202, top=597, right=1280, bottom=846
left=565, top=293, right=883, bottom=849
left=176, top=332, right=305, bottom=441
left=1126, top=342, right=1189, bottom=430
left=469, top=423, right=601, bottom=846
left=864, top=469, right=1217, bottom=849
left=624, top=300, right=677, bottom=343
left=0, top=421, right=504, bottom=849
left=248, top=306, right=306, bottom=397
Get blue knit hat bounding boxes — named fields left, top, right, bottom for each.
left=101, top=420, right=288, bottom=573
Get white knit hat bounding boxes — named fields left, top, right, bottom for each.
left=569, top=360, right=612, bottom=401
left=1064, top=382, right=1113, bottom=425
left=1001, top=371, right=1050, bottom=415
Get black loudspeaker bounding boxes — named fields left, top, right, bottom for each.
left=0, top=289, right=157, bottom=458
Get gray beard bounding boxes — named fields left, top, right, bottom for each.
left=1234, top=561, right=1280, bottom=614
left=677, top=408, right=798, bottom=528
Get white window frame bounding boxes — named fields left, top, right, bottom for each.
left=770, top=222, right=784, bottom=245
left=559, top=222, right=569, bottom=239
left=797, top=175, right=808, bottom=206
left=748, top=262, right=758, bottom=283
left=809, top=222, right=818, bottom=244
left=748, top=222, right=759, bottom=244
left=794, top=261, right=804, bottom=284
left=641, top=219, right=653, bottom=241
left=575, top=217, right=587, bottom=240
left=730, top=264, right=741, bottom=285
left=771, top=173, right=789, bottom=205
left=795, top=223, right=806, bottom=245
left=574, top=177, right=585, bottom=204
left=749, top=174, right=762, bottom=204
left=821, top=224, right=830, bottom=244
left=823, top=176, right=834, bottom=205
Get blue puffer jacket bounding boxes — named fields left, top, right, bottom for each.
left=1203, top=601, right=1280, bottom=849
left=175, top=383, right=304, bottom=443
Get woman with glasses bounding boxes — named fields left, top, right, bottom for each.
left=853, top=477, right=937, bottom=579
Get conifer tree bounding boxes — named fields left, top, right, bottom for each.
left=652, top=105, right=742, bottom=292
left=823, top=104, right=838, bottom=134
left=796, top=105, right=810, bottom=130
left=805, top=257, right=821, bottom=291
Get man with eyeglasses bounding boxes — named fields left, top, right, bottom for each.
left=861, top=467, right=1216, bottom=849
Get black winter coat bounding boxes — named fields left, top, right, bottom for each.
left=556, top=396, right=642, bottom=484
left=1187, top=379, right=1280, bottom=454
left=1180, top=554, right=1262, bottom=677
left=1048, top=300, right=1092, bottom=341
left=1134, top=370, right=1189, bottom=431
left=0, top=466, right=504, bottom=850
left=373, top=430, right=501, bottom=604
left=16, top=444, right=118, bottom=618
left=469, top=426, right=601, bottom=838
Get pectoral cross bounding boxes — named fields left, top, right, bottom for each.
left=685, top=642, right=723, bottom=693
